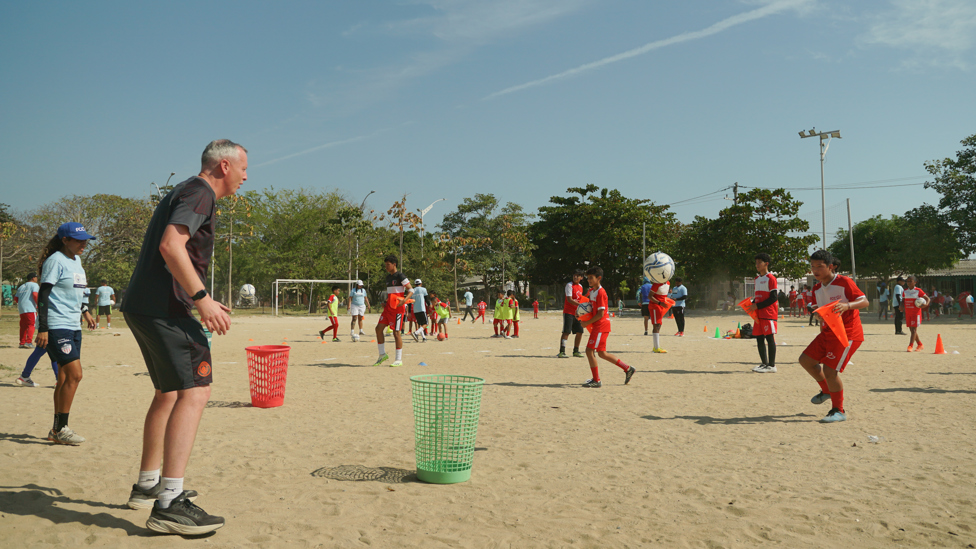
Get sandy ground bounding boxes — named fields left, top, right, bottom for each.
left=1, top=307, right=974, bottom=548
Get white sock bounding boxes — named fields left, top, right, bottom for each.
left=157, top=477, right=183, bottom=509
left=138, top=469, right=160, bottom=490
left=378, top=343, right=386, bottom=357
left=653, top=333, right=660, bottom=349
left=107, top=322, right=111, bottom=328
left=395, top=348, right=403, bottom=361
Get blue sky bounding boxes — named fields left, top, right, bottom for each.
left=2, top=0, right=974, bottom=247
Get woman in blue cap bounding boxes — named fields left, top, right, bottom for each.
left=36, top=222, right=97, bottom=445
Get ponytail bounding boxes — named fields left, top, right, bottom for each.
left=37, top=235, right=65, bottom=276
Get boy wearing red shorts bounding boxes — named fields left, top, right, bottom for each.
left=579, top=266, right=636, bottom=388
left=901, top=276, right=929, bottom=352
left=373, top=254, right=413, bottom=367
left=799, top=250, right=868, bottom=423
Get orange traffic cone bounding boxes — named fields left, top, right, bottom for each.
left=456, top=318, right=460, bottom=325
left=934, top=334, right=947, bottom=354
left=703, top=325, right=708, bottom=333
left=735, top=328, right=741, bottom=338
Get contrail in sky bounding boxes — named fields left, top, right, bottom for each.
left=484, top=0, right=812, bottom=99
left=254, top=131, right=385, bottom=167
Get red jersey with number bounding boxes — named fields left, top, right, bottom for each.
left=812, top=274, right=865, bottom=342
left=587, top=286, right=611, bottom=332
left=753, top=273, right=778, bottom=320
left=789, top=290, right=798, bottom=303
left=903, top=287, right=927, bottom=312
left=478, top=301, right=487, bottom=312
left=563, top=282, right=583, bottom=315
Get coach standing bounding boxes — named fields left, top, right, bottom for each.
left=121, top=139, right=246, bottom=535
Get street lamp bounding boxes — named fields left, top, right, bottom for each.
left=419, top=198, right=446, bottom=259
left=354, top=190, right=375, bottom=282
left=799, top=128, right=841, bottom=249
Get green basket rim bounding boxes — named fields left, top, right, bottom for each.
left=410, top=374, right=484, bottom=387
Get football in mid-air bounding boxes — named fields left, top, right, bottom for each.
left=915, top=297, right=927, bottom=308
left=643, top=252, right=675, bottom=284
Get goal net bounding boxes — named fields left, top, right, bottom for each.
left=272, top=279, right=359, bottom=316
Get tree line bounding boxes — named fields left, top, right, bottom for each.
left=2, top=133, right=972, bottom=309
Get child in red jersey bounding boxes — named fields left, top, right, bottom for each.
left=476, top=300, right=487, bottom=323
left=373, top=254, right=413, bottom=367
left=901, top=276, right=929, bottom=352
left=788, top=285, right=799, bottom=317
left=532, top=299, right=539, bottom=319
left=799, top=250, right=868, bottom=424
left=579, top=266, right=636, bottom=388
left=558, top=270, right=585, bottom=358
left=318, top=286, right=342, bottom=342
left=646, top=279, right=671, bottom=353
left=748, top=253, right=779, bottom=373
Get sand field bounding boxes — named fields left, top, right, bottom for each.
left=1, top=309, right=974, bottom=548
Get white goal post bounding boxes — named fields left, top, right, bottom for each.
left=272, top=279, right=359, bottom=316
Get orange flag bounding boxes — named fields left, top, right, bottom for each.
left=814, top=300, right=849, bottom=347
left=738, top=298, right=758, bottom=321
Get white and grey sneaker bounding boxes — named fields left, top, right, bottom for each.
left=754, top=364, right=777, bottom=373
left=751, top=364, right=767, bottom=372
left=146, top=491, right=224, bottom=536
left=15, top=376, right=39, bottom=387
left=51, top=426, right=85, bottom=445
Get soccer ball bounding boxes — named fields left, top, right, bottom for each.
left=915, top=297, right=926, bottom=308
left=352, top=334, right=360, bottom=342
left=643, top=252, right=675, bottom=284
left=437, top=333, right=446, bottom=341
left=110, top=300, right=115, bottom=306
left=576, top=302, right=594, bottom=321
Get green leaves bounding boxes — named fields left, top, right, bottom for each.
left=924, top=133, right=976, bottom=254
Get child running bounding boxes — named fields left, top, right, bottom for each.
left=579, top=266, right=636, bottom=388
left=319, top=286, right=342, bottom=342
left=749, top=253, right=779, bottom=373
left=476, top=299, right=487, bottom=323
left=799, top=250, right=868, bottom=423
left=409, top=279, right=429, bottom=342
left=901, top=276, right=929, bottom=352
left=373, top=255, right=413, bottom=367
left=432, top=292, right=450, bottom=339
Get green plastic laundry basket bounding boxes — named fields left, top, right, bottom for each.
left=410, top=374, right=485, bottom=484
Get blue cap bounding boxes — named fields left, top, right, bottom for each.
left=57, top=222, right=96, bottom=241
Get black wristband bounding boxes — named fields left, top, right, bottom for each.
left=192, top=289, right=208, bottom=301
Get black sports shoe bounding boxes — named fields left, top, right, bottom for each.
left=624, top=366, right=636, bottom=385
left=582, top=379, right=602, bottom=388
left=146, top=491, right=224, bottom=536
left=127, top=482, right=199, bottom=510
left=318, top=330, right=325, bottom=340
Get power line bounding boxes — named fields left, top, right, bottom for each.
left=664, top=186, right=731, bottom=207
left=740, top=175, right=929, bottom=192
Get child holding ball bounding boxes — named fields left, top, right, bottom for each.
left=579, top=266, right=636, bottom=388
left=901, top=276, right=929, bottom=352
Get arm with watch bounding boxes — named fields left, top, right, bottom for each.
left=159, top=224, right=232, bottom=335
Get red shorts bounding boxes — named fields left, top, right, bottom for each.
left=754, top=318, right=777, bottom=336
left=648, top=305, right=668, bottom=324
left=803, top=333, right=862, bottom=373
left=905, top=309, right=921, bottom=328
left=586, top=330, right=610, bottom=352
left=378, top=306, right=405, bottom=330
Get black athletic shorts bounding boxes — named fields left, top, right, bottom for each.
left=562, top=313, right=583, bottom=335
left=47, top=329, right=82, bottom=366
left=124, top=312, right=213, bottom=393
left=414, top=311, right=428, bottom=326
left=98, top=305, right=111, bottom=315
left=640, top=303, right=650, bottom=317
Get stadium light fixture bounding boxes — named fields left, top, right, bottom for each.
left=799, top=128, right=841, bottom=249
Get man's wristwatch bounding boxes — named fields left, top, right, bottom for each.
left=192, top=289, right=208, bottom=301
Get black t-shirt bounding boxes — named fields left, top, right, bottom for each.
left=121, top=177, right=216, bottom=318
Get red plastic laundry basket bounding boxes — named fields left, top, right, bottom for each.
left=245, top=345, right=290, bottom=408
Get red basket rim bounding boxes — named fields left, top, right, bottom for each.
left=245, top=345, right=291, bottom=355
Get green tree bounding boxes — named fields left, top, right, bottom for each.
left=438, top=194, right=532, bottom=294
left=827, top=215, right=902, bottom=284
left=924, top=133, right=976, bottom=254
left=678, top=188, right=818, bottom=287
left=529, top=185, right=679, bottom=295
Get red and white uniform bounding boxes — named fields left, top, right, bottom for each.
left=477, top=300, right=487, bottom=322
left=903, top=287, right=927, bottom=328
left=789, top=289, right=798, bottom=304
left=564, top=281, right=583, bottom=315
left=585, top=286, right=611, bottom=352
left=753, top=273, right=778, bottom=336
left=804, top=274, right=865, bottom=372
left=647, top=282, right=670, bottom=324
left=378, top=271, right=410, bottom=330
left=804, top=289, right=816, bottom=310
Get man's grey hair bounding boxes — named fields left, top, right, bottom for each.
left=201, top=139, right=247, bottom=171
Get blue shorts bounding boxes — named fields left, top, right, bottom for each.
left=47, top=329, right=82, bottom=366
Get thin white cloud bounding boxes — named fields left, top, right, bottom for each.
left=254, top=129, right=388, bottom=167
left=860, top=0, right=976, bottom=69
left=484, top=0, right=814, bottom=99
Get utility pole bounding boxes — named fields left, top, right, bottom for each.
left=733, top=182, right=739, bottom=205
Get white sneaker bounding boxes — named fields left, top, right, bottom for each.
left=754, top=364, right=777, bottom=373
left=751, top=364, right=766, bottom=372
left=15, top=376, right=39, bottom=387
left=359, top=330, right=366, bottom=335
left=51, top=426, right=85, bottom=445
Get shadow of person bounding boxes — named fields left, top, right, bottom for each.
left=0, top=484, right=147, bottom=536
left=0, top=433, right=51, bottom=445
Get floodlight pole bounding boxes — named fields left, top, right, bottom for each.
left=355, top=190, right=375, bottom=282
left=799, top=128, right=841, bottom=249
left=419, top=198, right=446, bottom=260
